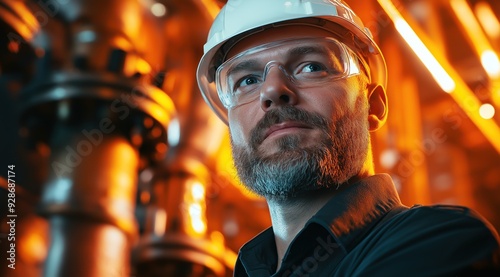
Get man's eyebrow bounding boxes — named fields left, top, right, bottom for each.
left=226, top=59, right=261, bottom=77
left=287, top=45, right=327, bottom=57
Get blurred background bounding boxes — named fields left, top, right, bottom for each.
left=0, top=0, right=499, bottom=276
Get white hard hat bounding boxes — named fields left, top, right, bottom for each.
left=197, top=0, right=387, bottom=124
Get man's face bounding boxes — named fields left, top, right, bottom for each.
left=225, top=26, right=371, bottom=201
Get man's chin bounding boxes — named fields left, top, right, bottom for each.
left=238, top=149, right=323, bottom=196
left=256, top=134, right=304, bottom=156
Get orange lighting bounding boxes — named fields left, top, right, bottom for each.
left=481, top=50, right=500, bottom=78
left=183, top=180, right=208, bottom=236
left=150, top=3, right=167, bottom=17
left=378, top=0, right=455, bottom=93
left=475, top=2, right=500, bottom=40
left=479, top=104, right=496, bottom=119
left=19, top=222, right=48, bottom=263
left=3, top=2, right=40, bottom=41
left=153, top=209, right=167, bottom=236
left=136, top=58, right=152, bottom=75
left=451, top=0, right=485, bottom=37
left=188, top=203, right=207, bottom=234
left=378, top=0, right=500, bottom=154
left=191, top=182, right=205, bottom=201
left=198, top=0, right=221, bottom=19
left=450, top=0, right=500, bottom=79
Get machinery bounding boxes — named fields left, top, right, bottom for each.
left=0, top=0, right=499, bottom=276
left=0, top=0, right=249, bottom=276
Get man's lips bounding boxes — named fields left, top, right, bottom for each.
left=263, top=121, right=312, bottom=140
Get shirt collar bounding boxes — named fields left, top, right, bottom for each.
left=236, top=174, right=403, bottom=275
left=308, top=173, right=402, bottom=251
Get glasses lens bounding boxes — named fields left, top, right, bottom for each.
left=216, top=37, right=360, bottom=109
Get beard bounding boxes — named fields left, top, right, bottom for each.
left=231, top=102, right=369, bottom=201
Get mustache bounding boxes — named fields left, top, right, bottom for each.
left=249, top=106, right=330, bottom=149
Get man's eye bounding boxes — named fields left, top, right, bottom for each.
left=237, top=75, right=261, bottom=88
left=300, top=62, right=326, bottom=73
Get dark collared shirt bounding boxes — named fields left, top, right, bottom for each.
left=234, top=174, right=500, bottom=276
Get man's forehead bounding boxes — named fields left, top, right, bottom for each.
left=233, top=41, right=332, bottom=64
left=225, top=25, right=338, bottom=60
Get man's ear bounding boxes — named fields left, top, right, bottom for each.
left=367, top=84, right=388, bottom=131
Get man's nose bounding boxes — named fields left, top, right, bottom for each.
left=259, top=65, right=298, bottom=111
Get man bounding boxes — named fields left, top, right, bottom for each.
left=197, top=0, right=500, bottom=276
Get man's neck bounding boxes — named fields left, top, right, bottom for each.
left=267, top=188, right=340, bottom=271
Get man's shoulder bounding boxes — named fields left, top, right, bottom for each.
left=393, top=204, right=498, bottom=233
left=343, top=204, right=500, bottom=276
left=408, top=203, right=488, bottom=217
left=378, top=204, right=500, bottom=243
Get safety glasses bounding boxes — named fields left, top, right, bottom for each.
left=215, top=37, right=362, bottom=109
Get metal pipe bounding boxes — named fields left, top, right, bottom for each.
left=40, top=133, right=139, bottom=277
left=13, top=0, right=174, bottom=276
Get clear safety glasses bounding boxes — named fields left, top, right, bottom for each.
left=215, top=37, right=362, bottom=109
